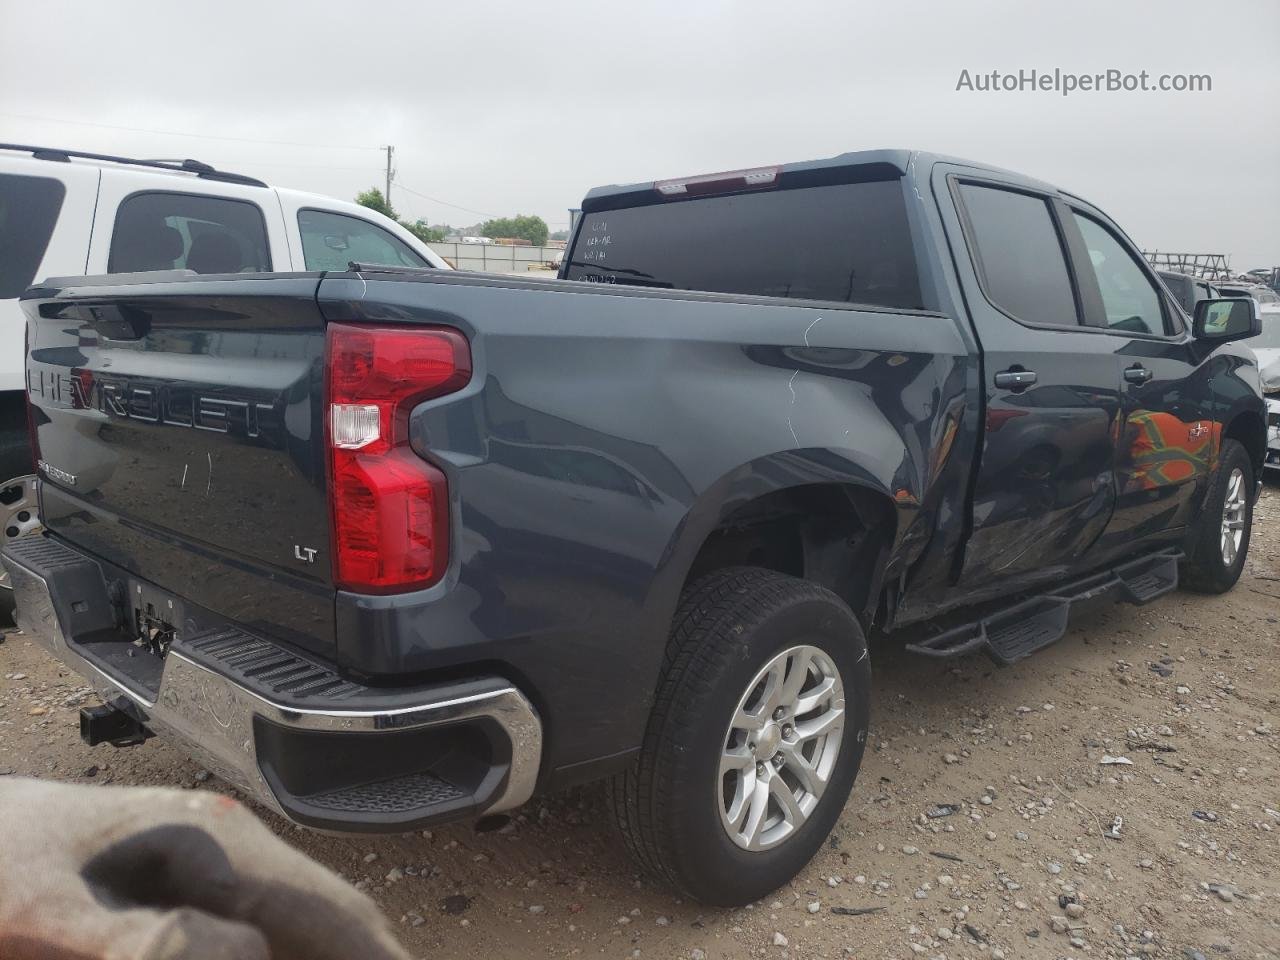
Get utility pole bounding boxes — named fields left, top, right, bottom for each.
left=384, top=145, right=395, bottom=208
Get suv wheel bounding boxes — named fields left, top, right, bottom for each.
left=0, top=475, right=42, bottom=623
left=610, top=567, right=870, bottom=906
left=1181, top=438, right=1254, bottom=594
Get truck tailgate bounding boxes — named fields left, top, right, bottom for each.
left=22, top=275, right=335, bottom=654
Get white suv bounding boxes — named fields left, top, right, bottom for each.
left=0, top=143, right=449, bottom=613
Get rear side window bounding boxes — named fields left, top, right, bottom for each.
left=109, top=192, right=271, bottom=275
left=0, top=173, right=66, bottom=297
left=1072, top=213, right=1168, bottom=336
left=958, top=183, right=1079, bottom=327
left=564, top=180, right=923, bottom=309
left=298, top=209, right=428, bottom=271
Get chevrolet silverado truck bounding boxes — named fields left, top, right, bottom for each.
left=3, top=150, right=1267, bottom=906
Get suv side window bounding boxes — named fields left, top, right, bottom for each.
left=297, top=209, right=428, bottom=271
left=109, top=192, right=271, bottom=274
left=1071, top=213, right=1168, bottom=336
left=0, top=173, right=66, bottom=297
left=957, top=183, right=1080, bottom=327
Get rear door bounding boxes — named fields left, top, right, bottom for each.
left=1063, top=205, right=1215, bottom=549
left=934, top=166, right=1123, bottom=589
left=24, top=275, right=335, bottom=655
left=87, top=169, right=291, bottom=275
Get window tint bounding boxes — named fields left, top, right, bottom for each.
left=958, top=183, right=1079, bottom=327
left=1072, top=213, right=1167, bottom=336
left=298, top=209, right=428, bottom=271
left=0, top=174, right=66, bottom=297
left=109, top=192, right=270, bottom=275
left=564, top=179, right=923, bottom=309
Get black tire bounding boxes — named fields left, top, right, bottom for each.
left=610, top=567, right=870, bottom=906
left=0, top=394, right=34, bottom=484
left=0, top=427, right=33, bottom=484
left=1181, top=438, right=1254, bottom=594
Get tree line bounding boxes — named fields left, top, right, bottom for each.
left=356, top=189, right=554, bottom=246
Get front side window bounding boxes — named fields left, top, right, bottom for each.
left=0, top=173, right=66, bottom=297
left=298, top=209, right=428, bottom=271
left=957, top=183, right=1080, bottom=327
left=1072, top=213, right=1167, bottom=336
left=109, top=192, right=271, bottom=275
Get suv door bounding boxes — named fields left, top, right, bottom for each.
left=1064, top=206, right=1214, bottom=551
left=935, top=169, right=1123, bottom=590
left=87, top=169, right=291, bottom=275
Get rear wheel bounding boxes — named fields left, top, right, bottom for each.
left=610, top=567, right=870, bottom=906
left=1181, top=438, right=1254, bottom=594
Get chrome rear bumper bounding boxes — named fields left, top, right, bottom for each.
left=3, top=537, right=542, bottom=830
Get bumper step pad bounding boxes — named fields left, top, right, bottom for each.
left=181, top=628, right=364, bottom=705
left=905, top=548, right=1181, bottom=666
left=305, top=772, right=468, bottom=814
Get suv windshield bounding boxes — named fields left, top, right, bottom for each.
left=564, top=178, right=923, bottom=309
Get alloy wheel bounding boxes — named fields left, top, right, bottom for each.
left=718, top=644, right=845, bottom=851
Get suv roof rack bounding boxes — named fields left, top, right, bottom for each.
left=0, top=143, right=268, bottom=188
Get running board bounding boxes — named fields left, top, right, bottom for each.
left=905, top=548, right=1182, bottom=666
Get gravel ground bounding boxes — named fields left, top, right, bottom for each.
left=2, top=481, right=1278, bottom=960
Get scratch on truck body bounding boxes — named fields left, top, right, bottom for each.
left=787, top=315, right=822, bottom=447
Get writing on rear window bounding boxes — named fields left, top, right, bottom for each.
left=579, top=220, right=611, bottom=263
left=565, top=179, right=923, bottom=310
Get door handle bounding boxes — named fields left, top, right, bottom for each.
left=994, top=368, right=1038, bottom=391
left=1124, top=364, right=1153, bottom=385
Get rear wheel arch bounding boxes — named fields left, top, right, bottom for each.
left=674, top=478, right=899, bottom=627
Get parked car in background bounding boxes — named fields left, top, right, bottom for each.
left=1246, top=311, right=1280, bottom=472
left=1220, top=282, right=1280, bottom=309
left=1159, top=270, right=1221, bottom=314
left=0, top=144, right=449, bottom=615
left=4, top=149, right=1266, bottom=905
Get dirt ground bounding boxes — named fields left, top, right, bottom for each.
left=2, top=482, right=1278, bottom=960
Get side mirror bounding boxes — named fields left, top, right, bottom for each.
left=1193, top=297, right=1261, bottom=343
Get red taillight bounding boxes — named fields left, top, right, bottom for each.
left=325, top=323, right=471, bottom=593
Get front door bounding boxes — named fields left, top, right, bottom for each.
left=1064, top=207, right=1214, bottom=551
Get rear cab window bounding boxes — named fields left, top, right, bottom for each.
left=297, top=209, right=428, bottom=271
left=109, top=192, right=271, bottom=274
left=0, top=173, right=66, bottom=297
left=564, top=176, right=923, bottom=309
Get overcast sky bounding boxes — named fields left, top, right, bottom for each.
left=3, top=0, right=1277, bottom=264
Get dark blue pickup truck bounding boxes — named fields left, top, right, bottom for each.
left=3, top=150, right=1266, bottom=905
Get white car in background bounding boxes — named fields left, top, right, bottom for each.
left=0, top=143, right=449, bottom=614
left=1245, top=309, right=1280, bottom=474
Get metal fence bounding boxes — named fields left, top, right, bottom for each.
left=428, top=242, right=563, bottom=274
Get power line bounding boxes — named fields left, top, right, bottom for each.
left=395, top=181, right=495, bottom=220
left=0, top=111, right=381, bottom=151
